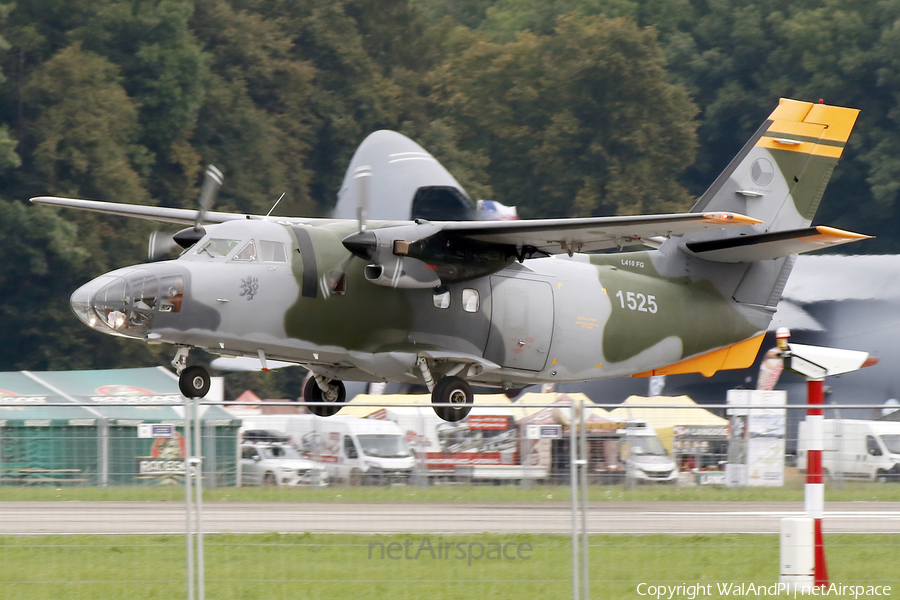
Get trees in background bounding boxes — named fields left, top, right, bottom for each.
left=3, top=0, right=900, bottom=373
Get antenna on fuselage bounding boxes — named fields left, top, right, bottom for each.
left=265, top=193, right=286, bottom=219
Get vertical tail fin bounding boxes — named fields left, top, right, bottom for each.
left=691, top=98, right=859, bottom=232
left=686, top=99, right=860, bottom=309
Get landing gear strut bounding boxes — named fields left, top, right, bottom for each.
left=418, top=356, right=475, bottom=422
left=172, top=347, right=211, bottom=399
left=303, top=375, right=346, bottom=417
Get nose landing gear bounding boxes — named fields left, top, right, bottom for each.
left=172, top=347, right=211, bottom=399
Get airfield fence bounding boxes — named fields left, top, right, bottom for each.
left=0, top=399, right=898, bottom=599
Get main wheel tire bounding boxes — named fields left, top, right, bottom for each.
left=179, top=365, right=211, bottom=398
left=303, top=377, right=346, bottom=417
left=432, top=376, right=473, bottom=422
left=262, top=472, right=277, bottom=486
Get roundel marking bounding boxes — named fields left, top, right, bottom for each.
left=751, top=158, right=774, bottom=186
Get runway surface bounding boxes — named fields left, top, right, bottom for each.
left=1, top=501, right=897, bottom=535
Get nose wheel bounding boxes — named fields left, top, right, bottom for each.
left=172, top=347, right=211, bottom=399
left=179, top=365, right=211, bottom=399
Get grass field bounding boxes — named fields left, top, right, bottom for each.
left=0, top=533, right=896, bottom=599
left=1, top=480, right=899, bottom=503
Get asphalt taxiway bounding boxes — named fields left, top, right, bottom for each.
left=1, top=501, right=897, bottom=535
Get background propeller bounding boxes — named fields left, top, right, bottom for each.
left=321, top=166, right=375, bottom=298
left=147, top=165, right=224, bottom=260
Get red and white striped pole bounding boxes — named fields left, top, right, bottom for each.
left=777, top=331, right=875, bottom=591
left=777, top=327, right=829, bottom=588
left=805, top=377, right=829, bottom=588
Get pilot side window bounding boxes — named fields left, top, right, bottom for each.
left=232, top=240, right=257, bottom=262
left=433, top=287, right=450, bottom=309
left=462, top=289, right=480, bottom=313
left=260, top=240, right=287, bottom=263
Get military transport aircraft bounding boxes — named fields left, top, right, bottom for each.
left=31, top=98, right=869, bottom=421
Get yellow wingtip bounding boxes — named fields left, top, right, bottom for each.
left=702, top=212, right=764, bottom=226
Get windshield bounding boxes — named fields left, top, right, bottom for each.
left=196, top=238, right=240, bottom=258
left=881, top=435, right=900, bottom=455
left=356, top=434, right=411, bottom=458
left=261, top=446, right=302, bottom=460
left=628, top=435, right=668, bottom=457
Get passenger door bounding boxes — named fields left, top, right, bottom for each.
left=484, top=276, right=554, bottom=371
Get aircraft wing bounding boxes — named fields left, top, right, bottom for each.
left=439, top=211, right=762, bottom=254
left=30, top=196, right=248, bottom=226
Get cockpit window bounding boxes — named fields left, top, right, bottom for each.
left=196, top=238, right=239, bottom=258
left=232, top=240, right=257, bottom=262
left=260, top=240, right=287, bottom=263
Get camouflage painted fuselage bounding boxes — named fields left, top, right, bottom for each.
left=73, top=217, right=766, bottom=388
left=66, top=98, right=862, bottom=390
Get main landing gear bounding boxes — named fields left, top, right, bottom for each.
left=172, top=347, right=211, bottom=399
left=303, top=375, right=346, bottom=417
left=418, top=357, right=474, bottom=422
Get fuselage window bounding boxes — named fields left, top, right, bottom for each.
left=196, top=238, right=240, bottom=258
left=462, top=289, right=480, bottom=313
left=233, top=240, right=257, bottom=262
left=433, top=287, right=450, bottom=309
left=260, top=240, right=287, bottom=263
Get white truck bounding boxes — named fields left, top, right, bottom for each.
left=366, top=405, right=547, bottom=481
left=798, top=418, right=900, bottom=482
left=240, top=414, right=415, bottom=485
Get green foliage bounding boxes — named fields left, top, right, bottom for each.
left=429, top=15, right=697, bottom=217
left=22, top=42, right=149, bottom=202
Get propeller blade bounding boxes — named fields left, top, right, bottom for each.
left=195, top=165, right=223, bottom=229
left=319, top=253, right=354, bottom=299
left=354, top=165, right=372, bottom=232
left=147, top=230, right=178, bottom=261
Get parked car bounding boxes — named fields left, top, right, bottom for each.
left=241, top=415, right=415, bottom=485
left=240, top=442, right=327, bottom=487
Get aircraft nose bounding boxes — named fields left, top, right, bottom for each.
left=70, top=276, right=117, bottom=330
left=70, top=268, right=172, bottom=338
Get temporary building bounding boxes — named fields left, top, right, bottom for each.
left=608, top=395, right=729, bottom=455
left=0, top=367, right=240, bottom=487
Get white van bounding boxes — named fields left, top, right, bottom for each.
left=241, top=415, right=415, bottom=485
left=622, top=422, right=678, bottom=483
left=798, top=419, right=900, bottom=482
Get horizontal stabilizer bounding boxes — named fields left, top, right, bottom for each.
left=684, top=226, right=872, bottom=263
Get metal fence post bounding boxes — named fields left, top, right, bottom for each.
left=579, top=398, right=590, bottom=599
left=184, top=400, right=194, bottom=600
left=98, top=417, right=109, bottom=488
left=570, top=401, right=580, bottom=600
